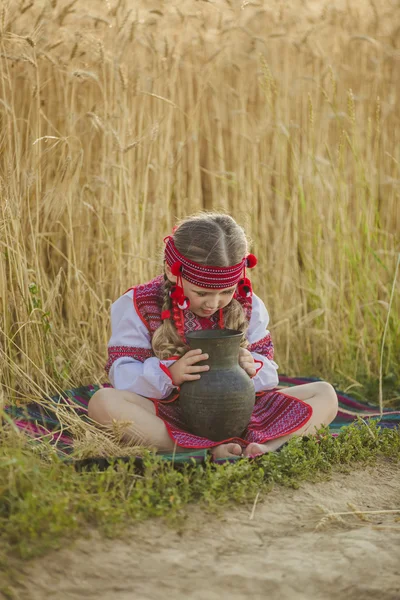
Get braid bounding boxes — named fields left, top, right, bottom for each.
left=223, top=299, right=249, bottom=349
left=152, top=276, right=189, bottom=360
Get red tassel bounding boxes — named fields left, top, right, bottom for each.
left=246, top=254, right=258, bottom=268
left=177, top=296, right=190, bottom=310
left=171, top=298, right=186, bottom=341
left=169, top=285, right=190, bottom=310
left=161, top=310, right=171, bottom=320
left=171, top=261, right=183, bottom=276
left=169, top=285, right=182, bottom=300
left=237, top=277, right=252, bottom=298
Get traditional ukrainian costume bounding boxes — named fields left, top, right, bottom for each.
left=106, top=236, right=312, bottom=449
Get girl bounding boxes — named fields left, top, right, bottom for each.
left=88, top=213, right=338, bottom=459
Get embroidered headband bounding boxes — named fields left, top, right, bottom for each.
left=164, top=235, right=249, bottom=289
left=163, top=234, right=257, bottom=311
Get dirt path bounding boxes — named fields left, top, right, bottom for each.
left=11, top=460, right=400, bottom=600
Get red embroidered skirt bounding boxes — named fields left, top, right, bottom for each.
left=155, top=390, right=312, bottom=449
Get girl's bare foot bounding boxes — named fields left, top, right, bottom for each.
left=243, top=442, right=270, bottom=457
left=211, top=443, right=243, bottom=459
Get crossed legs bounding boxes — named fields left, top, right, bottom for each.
left=242, top=381, right=338, bottom=457
left=88, top=381, right=338, bottom=458
left=88, top=388, right=178, bottom=452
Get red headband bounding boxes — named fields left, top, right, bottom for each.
left=163, top=235, right=257, bottom=312
left=164, top=235, right=249, bottom=289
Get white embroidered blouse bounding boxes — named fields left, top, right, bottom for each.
left=107, top=290, right=279, bottom=399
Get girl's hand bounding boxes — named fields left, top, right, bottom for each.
left=169, top=349, right=210, bottom=386
left=239, top=348, right=256, bottom=377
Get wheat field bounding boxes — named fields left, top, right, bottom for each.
left=0, top=0, right=399, bottom=409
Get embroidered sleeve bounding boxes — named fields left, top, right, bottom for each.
left=105, top=291, right=178, bottom=399
left=248, top=333, right=274, bottom=360
left=105, top=346, right=153, bottom=374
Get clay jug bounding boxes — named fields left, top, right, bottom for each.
left=179, top=329, right=256, bottom=441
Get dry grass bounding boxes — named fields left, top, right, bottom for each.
left=0, top=0, right=399, bottom=421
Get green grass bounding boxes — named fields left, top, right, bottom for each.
left=329, top=369, right=400, bottom=407
left=1, top=420, right=399, bottom=596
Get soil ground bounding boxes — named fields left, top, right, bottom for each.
left=7, top=459, right=400, bottom=600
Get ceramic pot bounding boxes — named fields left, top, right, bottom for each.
left=179, top=329, right=256, bottom=441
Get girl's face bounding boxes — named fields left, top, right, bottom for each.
left=165, top=263, right=236, bottom=318
left=182, top=280, right=236, bottom=317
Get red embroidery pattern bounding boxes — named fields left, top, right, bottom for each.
left=131, top=275, right=253, bottom=341
left=184, top=309, right=219, bottom=334
left=164, top=236, right=246, bottom=288
left=156, top=390, right=312, bottom=448
left=248, top=333, right=274, bottom=360
left=105, top=346, right=153, bottom=374
left=105, top=277, right=253, bottom=373
left=238, top=295, right=252, bottom=323
left=134, top=275, right=165, bottom=335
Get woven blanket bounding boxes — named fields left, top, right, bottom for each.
left=3, top=377, right=400, bottom=466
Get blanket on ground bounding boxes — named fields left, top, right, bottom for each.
left=3, top=377, right=400, bottom=466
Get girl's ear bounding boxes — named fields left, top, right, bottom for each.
left=164, top=261, right=177, bottom=284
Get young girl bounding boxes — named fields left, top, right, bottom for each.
left=88, top=213, right=338, bottom=459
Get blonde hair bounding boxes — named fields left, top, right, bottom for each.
left=152, top=212, right=251, bottom=360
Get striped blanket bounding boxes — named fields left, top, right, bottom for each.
left=3, top=377, right=400, bottom=466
